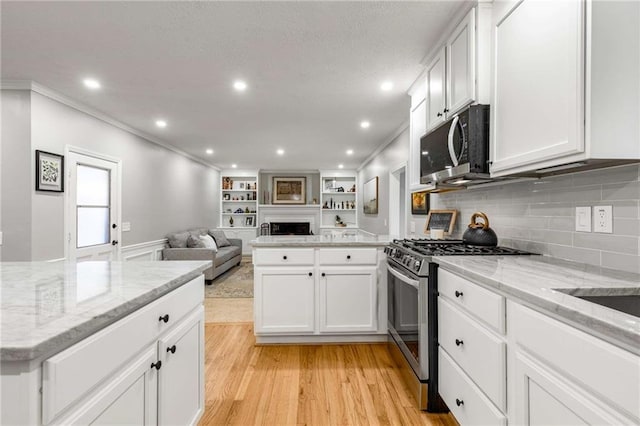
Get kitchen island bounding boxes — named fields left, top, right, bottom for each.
left=1, top=260, right=210, bottom=426
left=251, top=232, right=390, bottom=343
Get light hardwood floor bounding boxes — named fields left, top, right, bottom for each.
left=199, top=322, right=457, bottom=426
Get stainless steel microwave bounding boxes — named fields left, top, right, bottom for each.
left=420, top=105, right=490, bottom=186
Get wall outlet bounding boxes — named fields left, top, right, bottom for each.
left=575, top=207, right=591, bottom=232
left=122, top=222, right=131, bottom=232
left=593, top=205, right=613, bottom=233
left=410, top=221, right=416, bottom=233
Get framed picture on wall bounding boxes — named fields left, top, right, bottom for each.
left=273, top=177, right=306, bottom=204
left=363, top=176, right=378, bottom=214
left=411, top=191, right=430, bottom=215
left=35, top=150, right=64, bottom=192
left=245, top=216, right=254, bottom=227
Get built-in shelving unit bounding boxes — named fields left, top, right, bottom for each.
left=320, top=170, right=358, bottom=228
left=219, top=170, right=259, bottom=255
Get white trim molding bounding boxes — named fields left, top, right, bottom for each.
left=0, top=80, right=219, bottom=171
left=122, top=239, right=168, bottom=262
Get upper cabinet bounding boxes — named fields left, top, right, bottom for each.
left=426, top=48, right=447, bottom=131
left=490, top=0, right=640, bottom=177
left=446, top=8, right=476, bottom=115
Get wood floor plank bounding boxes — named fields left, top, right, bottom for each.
left=199, top=323, right=458, bottom=426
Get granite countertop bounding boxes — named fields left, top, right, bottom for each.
left=251, top=232, right=391, bottom=247
left=433, top=256, right=640, bottom=355
left=0, top=260, right=211, bottom=362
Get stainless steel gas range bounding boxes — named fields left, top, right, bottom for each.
left=384, top=238, right=534, bottom=412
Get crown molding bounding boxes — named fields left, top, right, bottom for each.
left=357, top=119, right=409, bottom=172
left=0, top=80, right=220, bottom=171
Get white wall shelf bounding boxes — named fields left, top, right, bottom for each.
left=220, top=170, right=259, bottom=251
left=320, top=170, right=358, bottom=229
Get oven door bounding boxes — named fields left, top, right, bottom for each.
left=387, top=260, right=428, bottom=381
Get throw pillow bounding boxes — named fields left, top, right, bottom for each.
left=186, top=235, right=206, bottom=248
left=199, top=234, right=218, bottom=252
left=168, top=231, right=191, bottom=248
left=209, top=229, right=231, bottom=247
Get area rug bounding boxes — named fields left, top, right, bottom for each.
left=205, top=259, right=254, bottom=298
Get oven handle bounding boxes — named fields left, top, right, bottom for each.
left=387, top=263, right=420, bottom=290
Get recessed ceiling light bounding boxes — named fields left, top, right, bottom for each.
left=338, top=164, right=344, bottom=169
left=346, top=149, right=354, bottom=155
left=233, top=80, right=247, bottom=92
left=155, top=120, right=167, bottom=128
left=231, top=164, right=237, bottom=168
left=206, top=149, right=214, bottom=155
left=360, top=121, right=370, bottom=129
left=83, top=78, right=101, bottom=90
left=380, top=81, right=393, bottom=91
left=277, top=149, right=285, bottom=156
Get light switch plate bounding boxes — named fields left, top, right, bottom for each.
left=122, top=222, right=131, bottom=232
left=593, top=206, right=613, bottom=233
left=575, top=207, right=591, bottom=232
left=410, top=221, right=416, bottom=233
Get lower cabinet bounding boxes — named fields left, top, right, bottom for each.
left=254, top=267, right=315, bottom=334
left=319, top=267, right=377, bottom=333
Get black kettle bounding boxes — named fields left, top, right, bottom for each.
left=462, top=212, right=498, bottom=246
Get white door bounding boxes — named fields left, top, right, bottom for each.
left=446, top=8, right=476, bottom=115
left=66, top=150, right=121, bottom=262
left=425, top=48, right=447, bottom=131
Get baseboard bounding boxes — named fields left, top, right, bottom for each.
left=255, top=333, right=388, bottom=345
left=121, top=239, right=168, bottom=261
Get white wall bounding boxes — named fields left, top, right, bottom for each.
left=1, top=89, right=219, bottom=261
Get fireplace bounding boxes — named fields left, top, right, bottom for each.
left=270, top=222, right=311, bottom=235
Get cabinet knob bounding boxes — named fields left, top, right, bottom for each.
left=455, top=398, right=464, bottom=407
left=151, top=361, right=162, bottom=370
left=283, top=255, right=288, bottom=260
left=158, top=314, right=170, bottom=323
left=111, top=240, right=119, bottom=246
left=321, top=272, right=326, bottom=277
left=444, top=108, right=450, bottom=113
left=346, top=255, right=351, bottom=260
left=455, top=291, right=463, bottom=298
left=455, top=339, right=464, bottom=346
left=437, top=112, right=443, bottom=117
left=308, top=272, right=313, bottom=277
left=167, top=345, right=177, bottom=354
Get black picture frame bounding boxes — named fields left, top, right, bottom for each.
left=35, top=150, right=64, bottom=192
left=411, top=191, right=430, bottom=215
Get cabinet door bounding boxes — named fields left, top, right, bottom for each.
left=319, top=267, right=377, bottom=333
left=254, top=267, right=315, bottom=333
left=409, top=98, right=427, bottom=189
left=491, top=0, right=585, bottom=176
left=57, top=346, right=158, bottom=426
left=425, top=48, right=447, bottom=131
left=514, top=350, right=627, bottom=426
left=158, top=307, right=204, bottom=426
left=446, top=8, right=476, bottom=115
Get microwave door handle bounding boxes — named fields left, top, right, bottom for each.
left=447, top=115, right=460, bottom=167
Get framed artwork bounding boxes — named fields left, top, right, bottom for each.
left=36, top=150, right=64, bottom=192
left=239, top=182, right=246, bottom=189
left=245, top=216, right=254, bottom=227
left=363, top=176, right=378, bottom=214
left=411, top=191, right=430, bottom=215
left=223, top=193, right=230, bottom=200
left=273, top=177, right=306, bottom=204
left=424, top=209, right=458, bottom=235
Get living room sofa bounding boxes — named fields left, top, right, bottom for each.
left=162, top=228, right=242, bottom=282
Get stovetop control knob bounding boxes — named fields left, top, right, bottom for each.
left=414, top=260, right=422, bottom=270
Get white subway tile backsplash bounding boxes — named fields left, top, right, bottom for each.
left=433, top=164, right=640, bottom=273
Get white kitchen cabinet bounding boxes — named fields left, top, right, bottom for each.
left=254, top=267, right=315, bottom=334
left=446, top=8, right=476, bottom=115
left=157, top=308, right=204, bottom=426
left=319, top=267, right=377, bottom=333
left=409, top=91, right=427, bottom=191
left=425, top=48, right=447, bottom=132
left=491, top=0, right=640, bottom=176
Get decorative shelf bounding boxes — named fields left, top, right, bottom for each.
left=222, top=189, right=257, bottom=192
left=322, top=208, right=357, bottom=211
left=322, top=191, right=356, bottom=195
left=222, top=213, right=256, bottom=215
left=222, top=200, right=257, bottom=203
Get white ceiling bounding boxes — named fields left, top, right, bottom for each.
left=1, top=1, right=462, bottom=170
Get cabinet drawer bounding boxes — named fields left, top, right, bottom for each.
left=254, top=248, right=314, bottom=266
left=42, top=276, right=203, bottom=424
left=511, top=302, right=640, bottom=421
left=318, top=248, right=377, bottom=265
left=439, top=349, right=506, bottom=426
left=439, top=297, right=506, bottom=411
left=438, top=269, right=505, bottom=334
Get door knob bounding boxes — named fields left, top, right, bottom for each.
left=112, top=223, right=117, bottom=229
left=321, top=272, right=326, bottom=277
left=111, top=240, right=118, bottom=246
left=346, top=255, right=351, bottom=260
left=167, top=345, right=177, bottom=354
left=308, top=272, right=313, bottom=277
left=444, top=108, right=450, bottom=113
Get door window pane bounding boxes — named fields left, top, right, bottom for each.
left=77, top=207, right=109, bottom=247
left=77, top=165, right=110, bottom=206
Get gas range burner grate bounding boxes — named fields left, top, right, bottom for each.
left=392, top=238, right=535, bottom=256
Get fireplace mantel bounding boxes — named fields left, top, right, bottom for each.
left=258, top=205, right=321, bottom=234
